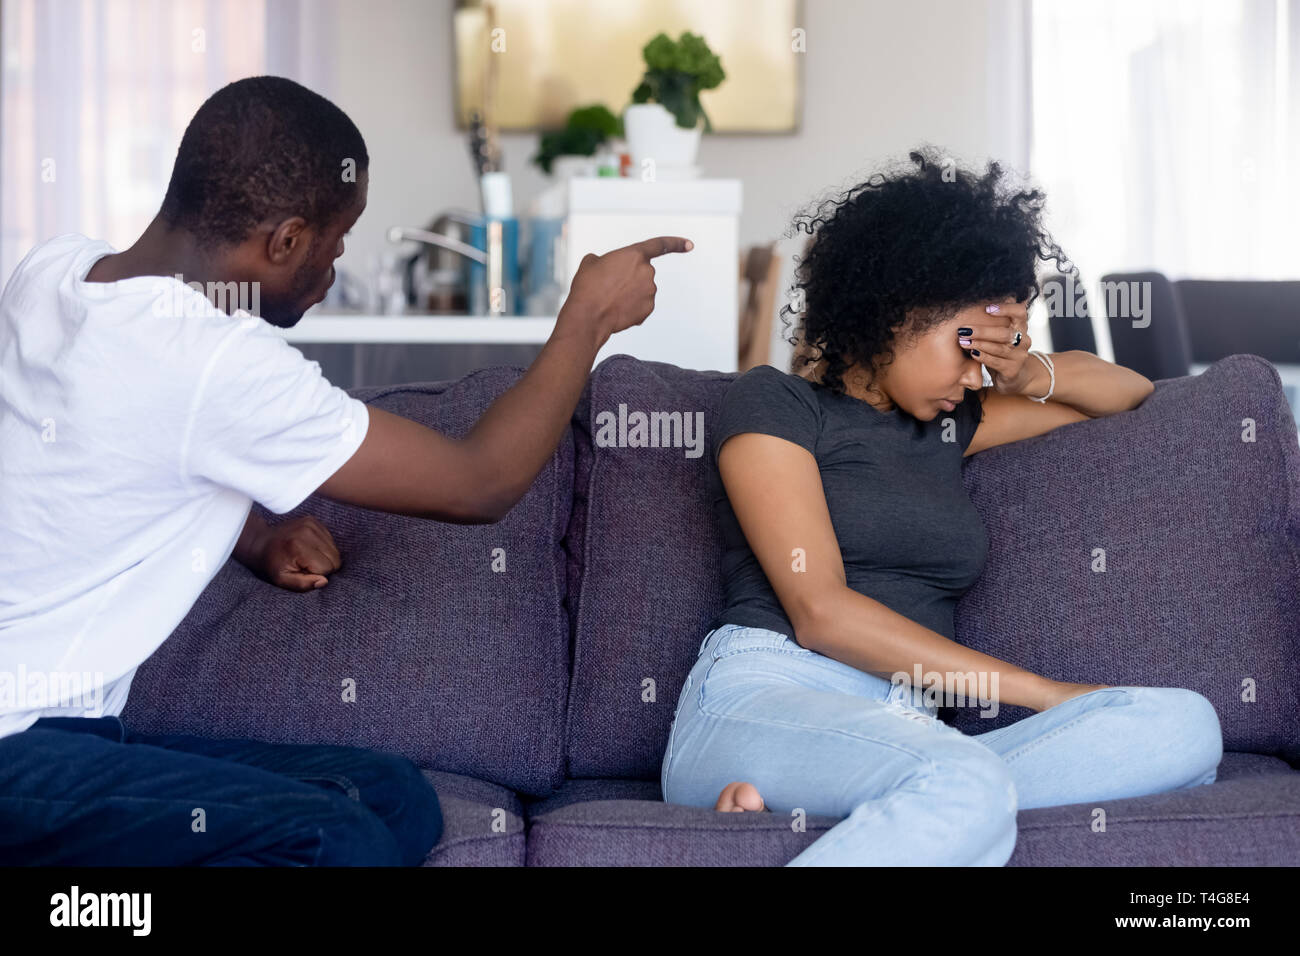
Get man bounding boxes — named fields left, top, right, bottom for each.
left=0, top=76, right=691, bottom=865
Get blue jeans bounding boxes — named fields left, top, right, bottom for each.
left=661, top=624, right=1223, bottom=866
left=0, top=716, right=443, bottom=865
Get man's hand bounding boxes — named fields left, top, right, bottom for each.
left=245, top=515, right=342, bottom=591
left=314, top=235, right=693, bottom=525
left=557, top=236, right=694, bottom=344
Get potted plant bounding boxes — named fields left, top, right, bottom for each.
left=531, top=104, right=624, bottom=178
left=624, top=31, right=725, bottom=172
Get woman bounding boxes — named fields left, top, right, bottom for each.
left=660, top=148, right=1223, bottom=866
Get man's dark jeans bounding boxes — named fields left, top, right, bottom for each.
left=0, top=716, right=443, bottom=865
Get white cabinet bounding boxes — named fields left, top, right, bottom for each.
left=563, top=177, right=742, bottom=373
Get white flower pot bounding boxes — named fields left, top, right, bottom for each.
left=623, top=103, right=702, bottom=174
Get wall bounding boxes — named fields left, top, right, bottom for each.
left=325, top=0, right=1024, bottom=368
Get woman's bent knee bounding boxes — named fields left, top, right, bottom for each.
left=1128, top=687, right=1224, bottom=786
left=827, top=748, right=1016, bottom=865
left=1171, top=689, right=1223, bottom=783
left=905, top=743, right=1018, bottom=863
left=943, top=743, right=1019, bottom=820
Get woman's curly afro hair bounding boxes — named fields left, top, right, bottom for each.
left=784, top=146, right=1073, bottom=396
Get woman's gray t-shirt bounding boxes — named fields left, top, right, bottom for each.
left=709, top=364, right=989, bottom=642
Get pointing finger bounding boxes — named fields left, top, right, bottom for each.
left=630, top=236, right=694, bottom=259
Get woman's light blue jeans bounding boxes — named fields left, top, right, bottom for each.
left=661, top=624, right=1223, bottom=866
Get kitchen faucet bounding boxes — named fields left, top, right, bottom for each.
left=387, top=224, right=507, bottom=315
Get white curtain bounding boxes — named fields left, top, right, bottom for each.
left=1029, top=0, right=1297, bottom=356
left=0, top=0, right=336, bottom=286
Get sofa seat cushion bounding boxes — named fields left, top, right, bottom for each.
left=523, top=778, right=663, bottom=819
left=122, top=368, right=574, bottom=796
left=422, top=770, right=525, bottom=867
left=948, top=355, right=1300, bottom=763
left=1214, top=751, right=1297, bottom=779
left=524, top=766, right=1300, bottom=866
left=1008, top=772, right=1300, bottom=865
left=526, top=798, right=839, bottom=866
left=521, top=750, right=1292, bottom=821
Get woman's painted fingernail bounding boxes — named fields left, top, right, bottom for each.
left=959, top=337, right=972, bottom=346
left=957, top=327, right=972, bottom=336
left=970, top=349, right=981, bottom=356
left=986, top=304, right=1000, bottom=314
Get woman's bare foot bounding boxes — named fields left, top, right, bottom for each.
left=714, top=781, right=767, bottom=812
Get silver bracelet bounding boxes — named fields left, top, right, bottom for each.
left=1026, top=349, right=1055, bottom=403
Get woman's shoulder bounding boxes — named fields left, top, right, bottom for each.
left=724, top=363, right=821, bottom=406
left=721, top=364, right=826, bottom=425
left=714, top=364, right=823, bottom=461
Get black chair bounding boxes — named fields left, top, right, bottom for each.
left=1041, top=272, right=1098, bottom=354
left=1173, top=279, right=1300, bottom=365
left=1100, top=271, right=1193, bottom=380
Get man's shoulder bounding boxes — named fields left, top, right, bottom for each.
left=34, top=232, right=104, bottom=256
left=80, top=272, right=268, bottom=380
left=3, top=234, right=105, bottom=298
left=26, top=232, right=105, bottom=263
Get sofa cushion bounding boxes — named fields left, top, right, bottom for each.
left=122, top=368, right=573, bottom=796
left=523, top=778, right=663, bottom=819
left=526, top=798, right=838, bottom=866
left=1008, top=772, right=1300, bottom=865
left=1214, top=750, right=1297, bottom=779
left=521, top=751, right=1293, bottom=823
left=563, top=356, right=735, bottom=779
left=422, top=770, right=525, bottom=867
left=946, top=355, right=1300, bottom=764
left=524, top=767, right=1300, bottom=865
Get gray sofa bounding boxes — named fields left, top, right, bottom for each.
left=121, top=353, right=1300, bottom=865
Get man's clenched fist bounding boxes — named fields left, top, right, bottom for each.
left=248, top=515, right=342, bottom=591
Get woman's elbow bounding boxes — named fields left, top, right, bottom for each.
left=788, top=599, right=838, bottom=653
left=1135, top=377, right=1156, bottom=406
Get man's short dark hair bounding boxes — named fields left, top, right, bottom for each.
left=160, top=76, right=368, bottom=246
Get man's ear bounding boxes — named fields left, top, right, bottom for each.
left=265, top=217, right=310, bottom=266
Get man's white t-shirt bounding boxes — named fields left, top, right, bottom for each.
left=0, top=234, right=370, bottom=739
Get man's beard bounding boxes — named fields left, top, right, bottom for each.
left=260, top=238, right=323, bottom=328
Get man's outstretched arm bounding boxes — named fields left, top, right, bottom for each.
left=315, top=236, right=693, bottom=523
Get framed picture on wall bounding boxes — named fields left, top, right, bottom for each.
left=453, top=0, right=803, bottom=133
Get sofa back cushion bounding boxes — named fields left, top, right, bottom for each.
left=564, top=356, right=735, bottom=779
left=947, top=354, right=1300, bottom=762
left=122, top=367, right=573, bottom=796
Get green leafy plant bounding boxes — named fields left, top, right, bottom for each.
left=630, top=31, right=725, bottom=132
left=532, top=104, right=624, bottom=175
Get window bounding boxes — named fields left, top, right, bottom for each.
left=1031, top=0, right=1297, bottom=285
left=0, top=0, right=329, bottom=284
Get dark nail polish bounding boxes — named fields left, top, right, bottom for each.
left=970, top=349, right=980, bottom=356
left=957, top=327, right=972, bottom=336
